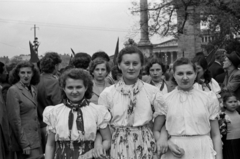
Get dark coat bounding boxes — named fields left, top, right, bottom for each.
left=0, top=87, right=10, bottom=158
left=6, top=82, right=41, bottom=151
left=209, top=61, right=224, bottom=79
left=37, top=74, right=62, bottom=128
left=223, top=69, right=240, bottom=100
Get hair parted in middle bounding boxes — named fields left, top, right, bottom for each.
left=145, top=58, right=166, bottom=75
left=59, top=68, right=93, bottom=100
left=117, top=46, right=145, bottom=66
left=88, top=59, right=110, bottom=77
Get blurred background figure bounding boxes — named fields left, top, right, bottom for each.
left=7, top=62, right=42, bottom=159
left=37, top=52, right=62, bottom=153
left=89, top=59, right=111, bottom=104
left=70, top=52, right=91, bottom=70
left=192, top=55, right=221, bottom=96
left=208, top=49, right=225, bottom=80
left=145, top=58, right=168, bottom=94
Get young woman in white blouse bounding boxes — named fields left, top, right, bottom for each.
left=96, top=46, right=165, bottom=159
left=153, top=58, right=222, bottom=159
left=43, top=68, right=111, bottom=159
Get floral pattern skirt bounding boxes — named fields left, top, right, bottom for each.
left=110, top=126, right=156, bottom=159
left=54, top=140, right=94, bottom=159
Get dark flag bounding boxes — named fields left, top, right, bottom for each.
left=29, top=41, right=39, bottom=63
left=71, top=48, right=75, bottom=56
left=113, top=37, right=119, bottom=65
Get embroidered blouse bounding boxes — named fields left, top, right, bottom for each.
left=98, top=79, right=165, bottom=127
left=43, top=102, right=111, bottom=141
left=159, top=88, right=220, bottom=136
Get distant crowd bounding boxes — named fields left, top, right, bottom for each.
left=0, top=45, right=240, bottom=159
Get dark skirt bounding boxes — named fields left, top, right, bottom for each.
left=55, top=140, right=94, bottom=159
left=223, top=138, right=240, bottom=159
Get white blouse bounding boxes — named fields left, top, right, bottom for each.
left=43, top=103, right=111, bottom=141
left=193, top=78, right=221, bottom=95
left=159, top=88, right=220, bottom=136
left=98, top=81, right=165, bottom=127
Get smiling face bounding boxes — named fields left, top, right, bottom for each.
left=149, top=63, right=163, bottom=83
left=63, top=78, right=87, bottom=103
left=118, top=53, right=142, bottom=85
left=93, top=63, right=108, bottom=82
left=18, top=67, right=33, bottom=85
left=173, top=64, right=197, bottom=91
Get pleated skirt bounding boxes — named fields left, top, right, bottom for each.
left=223, top=138, right=240, bottom=159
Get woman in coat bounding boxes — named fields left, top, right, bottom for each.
left=6, top=61, right=42, bottom=159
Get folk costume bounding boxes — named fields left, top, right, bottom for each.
left=98, top=79, right=165, bottom=159
left=43, top=99, right=111, bottom=159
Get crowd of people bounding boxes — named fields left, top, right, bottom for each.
left=0, top=45, right=240, bottom=159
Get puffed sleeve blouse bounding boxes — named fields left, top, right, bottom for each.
left=159, top=88, right=220, bottom=136
left=98, top=80, right=165, bottom=127
left=43, top=102, right=111, bottom=141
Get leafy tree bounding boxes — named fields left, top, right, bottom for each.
left=131, top=0, right=240, bottom=52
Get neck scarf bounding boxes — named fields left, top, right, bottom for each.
left=115, top=79, right=144, bottom=125
left=64, top=98, right=89, bottom=150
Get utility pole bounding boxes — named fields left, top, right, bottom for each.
left=31, top=24, right=40, bottom=54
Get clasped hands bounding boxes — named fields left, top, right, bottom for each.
left=156, top=138, right=185, bottom=158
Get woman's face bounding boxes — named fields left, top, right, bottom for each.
left=93, top=63, right=108, bottom=82
left=149, top=63, right=163, bottom=83
left=63, top=78, right=87, bottom=103
left=118, top=53, right=142, bottom=85
left=18, top=67, right=33, bottom=85
left=223, top=57, right=232, bottom=69
left=194, top=63, right=204, bottom=80
left=173, top=64, right=196, bottom=91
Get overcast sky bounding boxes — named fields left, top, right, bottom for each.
left=0, top=0, right=164, bottom=58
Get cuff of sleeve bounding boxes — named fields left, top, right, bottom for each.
left=210, top=113, right=219, bottom=120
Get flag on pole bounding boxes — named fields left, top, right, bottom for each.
left=113, top=37, right=119, bottom=65
left=29, top=41, right=39, bottom=63
left=71, top=48, right=75, bottom=56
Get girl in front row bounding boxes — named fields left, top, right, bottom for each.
left=220, top=91, right=240, bottom=159
left=43, top=68, right=111, bottom=159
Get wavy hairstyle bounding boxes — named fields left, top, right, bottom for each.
left=89, top=59, right=110, bottom=77
left=92, top=51, right=110, bottom=62
left=40, top=52, right=62, bottom=73
left=9, top=61, right=40, bottom=85
left=192, top=55, right=212, bottom=84
left=59, top=68, right=93, bottom=100
left=70, top=52, right=91, bottom=70
left=145, top=58, right=166, bottom=75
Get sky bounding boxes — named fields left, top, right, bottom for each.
left=0, top=0, right=165, bottom=58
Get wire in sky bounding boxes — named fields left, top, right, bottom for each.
left=0, top=1, right=130, bottom=3
left=0, top=18, right=131, bottom=33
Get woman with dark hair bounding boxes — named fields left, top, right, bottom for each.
left=97, top=46, right=165, bottom=159
left=37, top=52, right=62, bottom=153
left=70, top=52, right=91, bottom=70
left=6, top=61, right=42, bottom=159
left=154, top=58, right=222, bottom=159
left=89, top=59, right=111, bottom=104
left=192, top=55, right=221, bottom=95
left=145, top=58, right=168, bottom=94
left=43, top=68, right=111, bottom=159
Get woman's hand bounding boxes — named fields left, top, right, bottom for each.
left=92, top=144, right=107, bottom=159
left=156, top=137, right=168, bottom=155
left=168, top=140, right=184, bottom=158
left=23, top=146, right=31, bottom=155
